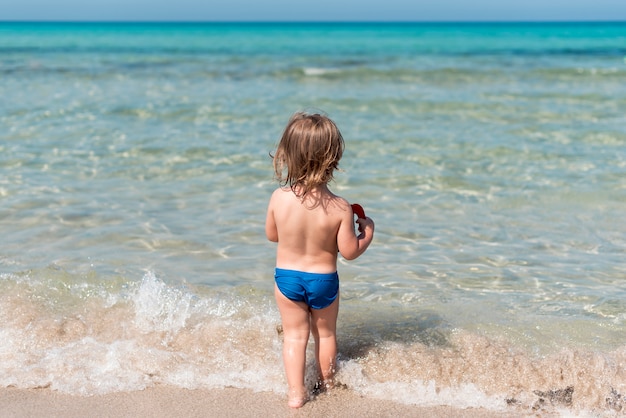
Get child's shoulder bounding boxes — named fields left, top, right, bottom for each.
left=271, top=186, right=293, bottom=197
left=270, top=187, right=298, bottom=205
left=324, top=190, right=350, bottom=211
left=330, top=193, right=349, bottom=207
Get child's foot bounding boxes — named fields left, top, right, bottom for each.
left=287, top=396, right=307, bottom=408
left=287, top=388, right=308, bottom=408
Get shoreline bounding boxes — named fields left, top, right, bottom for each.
left=0, top=386, right=523, bottom=418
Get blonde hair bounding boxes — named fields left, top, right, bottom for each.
left=273, top=112, right=344, bottom=197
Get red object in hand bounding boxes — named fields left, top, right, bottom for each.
left=351, top=203, right=366, bottom=219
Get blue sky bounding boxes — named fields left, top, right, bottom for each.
left=3, top=0, right=626, bottom=22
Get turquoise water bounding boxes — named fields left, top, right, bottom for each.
left=1, top=22, right=626, bottom=414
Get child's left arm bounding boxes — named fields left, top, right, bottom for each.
left=337, top=203, right=374, bottom=260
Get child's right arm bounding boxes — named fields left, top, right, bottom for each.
left=265, top=192, right=279, bottom=243
left=337, top=207, right=374, bottom=261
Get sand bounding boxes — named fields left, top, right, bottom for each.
left=0, top=386, right=526, bottom=418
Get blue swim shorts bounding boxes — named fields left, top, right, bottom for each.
left=274, top=268, right=339, bottom=310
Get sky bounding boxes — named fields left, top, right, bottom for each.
left=3, top=0, right=626, bottom=22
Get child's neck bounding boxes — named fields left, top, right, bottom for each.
left=292, top=183, right=328, bottom=195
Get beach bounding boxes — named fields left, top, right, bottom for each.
left=1, top=22, right=625, bottom=416
left=0, top=386, right=527, bottom=418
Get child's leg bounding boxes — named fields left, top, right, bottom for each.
left=310, top=296, right=339, bottom=387
left=274, top=285, right=310, bottom=408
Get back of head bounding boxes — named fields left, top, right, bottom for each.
left=273, top=112, right=345, bottom=196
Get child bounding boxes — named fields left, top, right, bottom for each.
left=265, top=112, right=375, bottom=408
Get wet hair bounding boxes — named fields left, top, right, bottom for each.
left=272, top=112, right=344, bottom=197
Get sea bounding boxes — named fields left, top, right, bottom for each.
left=1, top=21, right=625, bottom=416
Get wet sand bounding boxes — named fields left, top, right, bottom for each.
left=0, top=386, right=526, bottom=418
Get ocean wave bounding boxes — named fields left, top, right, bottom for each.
left=0, top=270, right=624, bottom=415
left=0, top=271, right=284, bottom=395
left=3, top=54, right=625, bottom=86
left=339, top=336, right=626, bottom=415
left=287, top=65, right=626, bottom=85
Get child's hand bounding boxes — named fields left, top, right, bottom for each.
left=351, top=203, right=374, bottom=238
left=356, top=217, right=374, bottom=234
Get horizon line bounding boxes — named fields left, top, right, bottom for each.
left=2, top=19, right=626, bottom=24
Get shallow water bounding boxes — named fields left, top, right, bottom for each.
left=1, top=22, right=626, bottom=415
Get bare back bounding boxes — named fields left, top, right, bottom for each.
left=265, top=185, right=357, bottom=273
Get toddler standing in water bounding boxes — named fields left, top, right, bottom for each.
left=265, top=112, right=375, bottom=408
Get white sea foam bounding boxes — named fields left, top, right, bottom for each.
left=303, top=67, right=341, bottom=76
